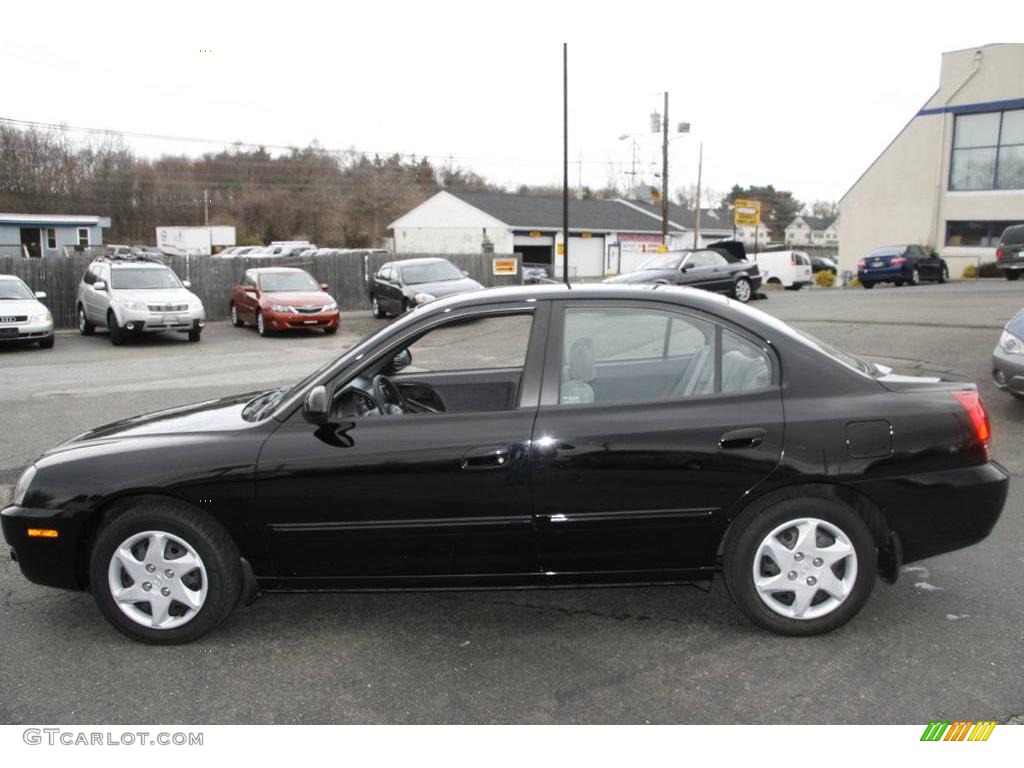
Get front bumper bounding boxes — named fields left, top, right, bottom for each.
left=1, top=504, right=87, bottom=590
left=0, top=319, right=54, bottom=344
left=115, top=306, right=206, bottom=333
left=854, top=461, right=1009, bottom=564
left=992, top=346, right=1024, bottom=395
left=265, top=310, right=340, bottom=332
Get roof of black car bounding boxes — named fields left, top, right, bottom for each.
left=426, top=282, right=732, bottom=311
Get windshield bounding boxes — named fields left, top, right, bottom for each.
left=401, top=261, right=462, bottom=284
left=0, top=279, right=34, bottom=300
left=637, top=252, right=686, bottom=271
left=259, top=271, right=320, bottom=292
left=109, top=267, right=182, bottom=290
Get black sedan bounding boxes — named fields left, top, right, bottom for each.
left=857, top=245, right=948, bottom=288
left=369, top=257, right=483, bottom=317
left=605, top=244, right=761, bottom=303
left=2, top=284, right=1007, bottom=643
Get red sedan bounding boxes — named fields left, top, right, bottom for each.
left=230, top=267, right=340, bottom=336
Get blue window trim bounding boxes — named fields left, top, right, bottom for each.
left=919, top=96, right=1024, bottom=116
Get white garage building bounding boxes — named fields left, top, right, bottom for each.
left=839, top=43, right=1024, bottom=277
left=388, top=190, right=696, bottom=278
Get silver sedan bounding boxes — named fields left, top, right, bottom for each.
left=0, top=275, right=54, bottom=349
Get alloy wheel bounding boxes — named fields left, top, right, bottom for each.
left=751, top=517, right=858, bottom=620
left=78, top=308, right=86, bottom=331
left=107, top=530, right=208, bottom=630
left=257, top=313, right=265, bottom=335
left=734, top=279, right=751, bottom=303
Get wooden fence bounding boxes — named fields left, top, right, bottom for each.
left=0, top=251, right=522, bottom=328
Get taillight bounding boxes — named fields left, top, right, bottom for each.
left=953, top=390, right=991, bottom=453
left=996, top=248, right=1003, bottom=260
left=891, top=257, right=906, bottom=266
left=857, top=260, right=866, bottom=270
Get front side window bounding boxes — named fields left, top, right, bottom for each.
left=404, top=314, right=533, bottom=374
left=557, top=306, right=772, bottom=407
left=951, top=109, right=1024, bottom=191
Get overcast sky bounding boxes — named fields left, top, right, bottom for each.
left=0, top=1, right=1008, bottom=206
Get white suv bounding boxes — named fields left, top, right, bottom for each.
left=76, top=257, right=206, bottom=345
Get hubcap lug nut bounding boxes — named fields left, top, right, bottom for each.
left=787, top=571, right=797, bottom=581
left=146, top=564, right=156, bottom=573
left=161, top=587, right=171, bottom=597
left=794, top=553, right=804, bottom=562
left=165, top=569, right=174, bottom=578
left=807, top=576, right=817, bottom=586
left=142, top=582, right=152, bottom=591
left=813, top=557, right=823, bottom=567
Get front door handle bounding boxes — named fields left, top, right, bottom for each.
left=461, top=445, right=512, bottom=471
left=719, top=427, right=767, bottom=450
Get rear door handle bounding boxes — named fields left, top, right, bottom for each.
left=719, top=427, right=767, bottom=450
left=461, top=445, right=512, bottom=471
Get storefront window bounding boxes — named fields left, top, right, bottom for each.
left=950, top=109, right=1024, bottom=191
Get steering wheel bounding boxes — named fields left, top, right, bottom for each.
left=371, top=374, right=408, bottom=415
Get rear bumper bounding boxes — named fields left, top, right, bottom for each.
left=1, top=505, right=86, bottom=590
left=992, top=347, right=1024, bottom=395
left=854, top=461, right=1009, bottom=564
left=996, top=260, right=1024, bottom=272
left=858, top=266, right=908, bottom=283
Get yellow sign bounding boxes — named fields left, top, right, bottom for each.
left=491, top=257, right=518, bottom=276
left=556, top=243, right=565, bottom=255
left=529, top=230, right=542, bottom=238
left=734, top=198, right=762, bottom=227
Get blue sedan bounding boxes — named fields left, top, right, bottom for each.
left=857, top=245, right=948, bottom=289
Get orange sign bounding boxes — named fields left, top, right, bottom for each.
left=492, top=258, right=518, bottom=276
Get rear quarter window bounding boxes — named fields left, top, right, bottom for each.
left=1000, top=225, right=1024, bottom=246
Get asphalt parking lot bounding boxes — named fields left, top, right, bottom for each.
left=0, top=280, right=1022, bottom=724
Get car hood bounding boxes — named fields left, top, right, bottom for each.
left=404, top=277, right=484, bottom=297
left=0, top=298, right=46, bottom=316
left=46, top=392, right=261, bottom=456
left=604, top=270, right=677, bottom=284
left=263, top=290, right=333, bottom=306
left=1006, top=308, right=1024, bottom=339
left=110, top=288, right=199, bottom=306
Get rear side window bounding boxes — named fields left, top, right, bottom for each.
left=557, top=306, right=772, bottom=407
left=1001, top=225, right=1024, bottom=246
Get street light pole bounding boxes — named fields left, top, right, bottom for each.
left=693, top=142, right=703, bottom=249
left=562, top=42, right=569, bottom=286
left=661, top=91, right=669, bottom=246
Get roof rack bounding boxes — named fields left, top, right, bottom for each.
left=95, top=253, right=166, bottom=265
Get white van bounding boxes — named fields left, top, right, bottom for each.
left=755, top=250, right=813, bottom=290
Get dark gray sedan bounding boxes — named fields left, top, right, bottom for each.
left=993, top=306, right=1024, bottom=398
left=370, top=257, right=483, bottom=317
left=604, top=244, right=761, bottom=303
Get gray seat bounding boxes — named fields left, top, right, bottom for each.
left=561, top=337, right=596, bottom=404
left=721, top=349, right=769, bottom=392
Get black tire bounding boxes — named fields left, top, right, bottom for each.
left=938, top=267, right=948, bottom=284
left=230, top=303, right=243, bottom=327
left=256, top=311, right=269, bottom=337
left=722, top=494, right=877, bottom=636
left=894, top=280, right=904, bottom=287
left=1008, top=272, right=1021, bottom=281
left=188, top=329, right=202, bottom=343
left=78, top=305, right=95, bottom=336
left=371, top=295, right=385, bottom=318
left=108, top=312, right=125, bottom=346
left=733, top=277, right=752, bottom=303
left=88, top=502, right=243, bottom=644
left=323, top=326, right=338, bottom=335
left=861, top=282, right=874, bottom=289
left=401, top=298, right=411, bottom=314
left=38, top=336, right=54, bottom=349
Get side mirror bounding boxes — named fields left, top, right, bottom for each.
left=320, top=282, right=329, bottom=291
left=34, top=291, right=47, bottom=299
left=303, top=385, right=329, bottom=424
left=182, top=279, right=192, bottom=288
left=391, top=348, right=412, bottom=373
left=93, top=280, right=107, bottom=291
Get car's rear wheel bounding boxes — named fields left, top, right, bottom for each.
left=78, top=305, right=94, bottom=335
left=188, top=329, right=201, bottom=343
left=108, top=312, right=125, bottom=346
left=38, top=336, right=54, bottom=349
left=910, top=267, right=920, bottom=286
left=230, top=304, right=243, bottom=327
left=733, top=277, right=752, bottom=303
left=256, top=311, right=269, bottom=337
left=861, top=281, right=874, bottom=289
left=1008, top=272, right=1021, bottom=281
left=89, top=503, right=243, bottom=644
left=723, top=496, right=876, bottom=636
left=323, top=326, right=338, bottom=335
left=938, top=267, right=948, bottom=284
left=371, top=295, right=385, bottom=318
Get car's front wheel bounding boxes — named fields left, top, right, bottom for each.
left=256, top=311, right=269, bottom=337
left=89, top=503, right=243, bottom=644
left=230, top=304, right=243, bottom=327
left=861, top=281, right=874, bottom=289
left=371, top=295, right=385, bottom=318
left=910, top=267, right=920, bottom=286
left=733, top=277, right=752, bottom=303
left=722, top=496, right=876, bottom=636
left=78, top=305, right=94, bottom=335
left=108, top=312, right=125, bottom=346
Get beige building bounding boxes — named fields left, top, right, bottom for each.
left=839, top=44, right=1024, bottom=277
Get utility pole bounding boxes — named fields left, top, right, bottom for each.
left=693, top=142, right=703, bottom=249
left=203, top=188, right=209, bottom=226
left=661, top=91, right=669, bottom=246
left=562, top=42, right=569, bottom=285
